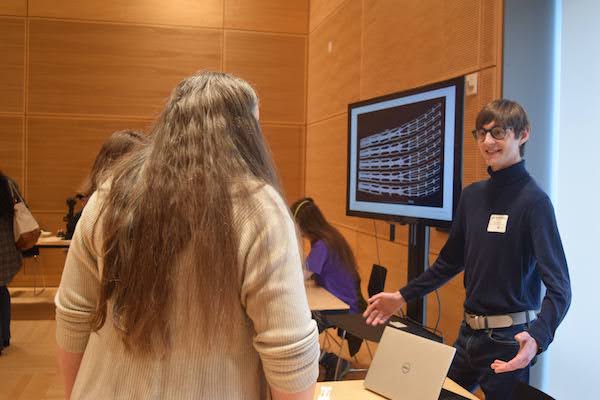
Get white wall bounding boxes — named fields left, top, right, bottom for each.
left=545, top=0, right=600, bottom=398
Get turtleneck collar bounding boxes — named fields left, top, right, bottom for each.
left=487, top=160, right=529, bottom=187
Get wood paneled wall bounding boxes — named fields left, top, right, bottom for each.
left=306, top=0, right=504, bottom=345
left=0, top=1, right=308, bottom=286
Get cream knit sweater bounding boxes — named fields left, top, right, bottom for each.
left=55, top=183, right=319, bottom=399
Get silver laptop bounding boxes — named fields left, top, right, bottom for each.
left=364, top=326, right=456, bottom=400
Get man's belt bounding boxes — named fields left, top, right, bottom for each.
left=464, top=310, right=537, bottom=330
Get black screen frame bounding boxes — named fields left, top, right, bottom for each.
left=346, top=76, right=464, bottom=228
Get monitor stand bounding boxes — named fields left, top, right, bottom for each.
left=406, top=223, right=430, bottom=324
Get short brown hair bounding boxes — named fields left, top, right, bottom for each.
left=475, top=99, right=530, bottom=156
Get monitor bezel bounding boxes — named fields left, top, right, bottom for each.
left=345, top=76, right=464, bottom=228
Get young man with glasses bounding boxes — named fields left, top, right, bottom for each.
left=363, top=99, right=571, bottom=399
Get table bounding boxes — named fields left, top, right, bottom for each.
left=305, top=280, right=350, bottom=312
left=35, top=235, right=71, bottom=249
left=314, top=378, right=479, bottom=400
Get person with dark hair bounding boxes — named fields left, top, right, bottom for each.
left=0, top=172, right=23, bottom=355
left=63, top=130, right=149, bottom=239
left=363, top=99, right=571, bottom=399
left=291, top=197, right=366, bottom=315
left=291, top=197, right=366, bottom=380
left=55, top=72, right=319, bottom=400
left=78, top=129, right=148, bottom=199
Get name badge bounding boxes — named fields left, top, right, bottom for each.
left=487, top=214, right=508, bottom=233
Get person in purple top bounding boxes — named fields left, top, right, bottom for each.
left=291, top=197, right=366, bottom=379
left=291, top=198, right=365, bottom=314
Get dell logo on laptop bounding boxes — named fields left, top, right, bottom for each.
left=401, top=362, right=411, bottom=374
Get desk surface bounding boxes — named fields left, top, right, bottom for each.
left=305, top=280, right=349, bottom=312
left=314, top=378, right=478, bottom=400
left=36, top=235, right=71, bottom=248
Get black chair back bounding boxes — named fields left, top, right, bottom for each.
left=367, top=264, right=387, bottom=298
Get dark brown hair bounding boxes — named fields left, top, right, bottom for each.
left=475, top=99, right=530, bottom=156
left=78, top=130, right=148, bottom=197
left=291, top=197, right=363, bottom=282
left=92, top=71, right=281, bottom=355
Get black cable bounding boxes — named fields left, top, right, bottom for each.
left=434, top=288, right=441, bottom=333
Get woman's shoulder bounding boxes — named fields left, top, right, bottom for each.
left=233, top=179, right=287, bottom=217
left=311, top=239, right=327, bottom=251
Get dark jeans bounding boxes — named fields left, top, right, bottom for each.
left=0, top=285, right=10, bottom=346
left=448, top=322, right=530, bottom=400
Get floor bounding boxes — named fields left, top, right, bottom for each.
left=0, top=320, right=63, bottom=400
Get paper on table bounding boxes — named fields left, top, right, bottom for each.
left=317, top=385, right=332, bottom=400
left=389, top=320, right=407, bottom=329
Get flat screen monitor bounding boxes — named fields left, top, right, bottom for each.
left=346, top=77, right=464, bottom=228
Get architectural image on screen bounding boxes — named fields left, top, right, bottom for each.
left=347, top=76, right=463, bottom=226
left=355, top=98, right=445, bottom=208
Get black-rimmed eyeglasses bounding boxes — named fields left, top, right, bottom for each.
left=471, top=126, right=512, bottom=141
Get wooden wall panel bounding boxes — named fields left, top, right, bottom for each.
left=463, top=90, right=481, bottom=186
left=307, top=0, right=504, bottom=349
left=32, top=212, right=67, bottom=235
left=425, top=273, right=465, bottom=345
left=262, top=124, right=305, bottom=203
left=28, top=20, right=222, bottom=117
left=28, top=0, right=224, bottom=28
left=0, top=116, right=24, bottom=187
left=309, top=0, right=347, bottom=33
left=225, top=0, right=308, bottom=34
left=305, top=115, right=354, bottom=226
left=307, top=0, right=361, bottom=123
left=0, top=0, right=26, bottom=17
left=480, top=0, right=502, bottom=68
left=362, top=0, right=480, bottom=99
left=355, top=230, right=407, bottom=294
left=0, top=17, right=25, bottom=113
left=225, top=31, right=306, bottom=124
left=8, top=2, right=308, bottom=287
left=27, top=117, right=152, bottom=211
left=472, top=67, right=499, bottom=181
left=11, top=248, right=68, bottom=287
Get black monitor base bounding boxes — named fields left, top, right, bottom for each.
left=406, top=223, right=430, bottom=324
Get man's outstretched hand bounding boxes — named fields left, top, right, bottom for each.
left=491, top=331, right=538, bottom=373
left=363, top=291, right=406, bottom=326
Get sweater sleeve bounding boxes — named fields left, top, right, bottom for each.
left=239, top=186, right=319, bottom=393
left=306, top=240, right=327, bottom=275
left=525, top=196, right=571, bottom=351
left=400, top=192, right=466, bottom=301
left=54, top=191, right=103, bottom=353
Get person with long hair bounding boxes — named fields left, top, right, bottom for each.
left=0, top=171, right=23, bottom=356
left=55, top=72, right=319, bottom=399
left=63, top=130, right=148, bottom=239
left=291, top=197, right=366, bottom=380
left=291, top=197, right=365, bottom=314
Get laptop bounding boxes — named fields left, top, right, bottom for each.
left=364, top=326, right=457, bottom=400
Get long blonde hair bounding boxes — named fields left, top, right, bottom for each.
left=92, top=71, right=281, bottom=354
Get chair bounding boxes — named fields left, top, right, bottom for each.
left=512, top=381, right=555, bottom=400
left=367, top=264, right=387, bottom=298
left=322, top=264, right=387, bottom=380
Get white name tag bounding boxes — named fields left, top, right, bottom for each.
left=487, top=214, right=508, bottom=233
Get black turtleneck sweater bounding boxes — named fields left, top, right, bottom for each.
left=400, top=161, right=571, bottom=351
